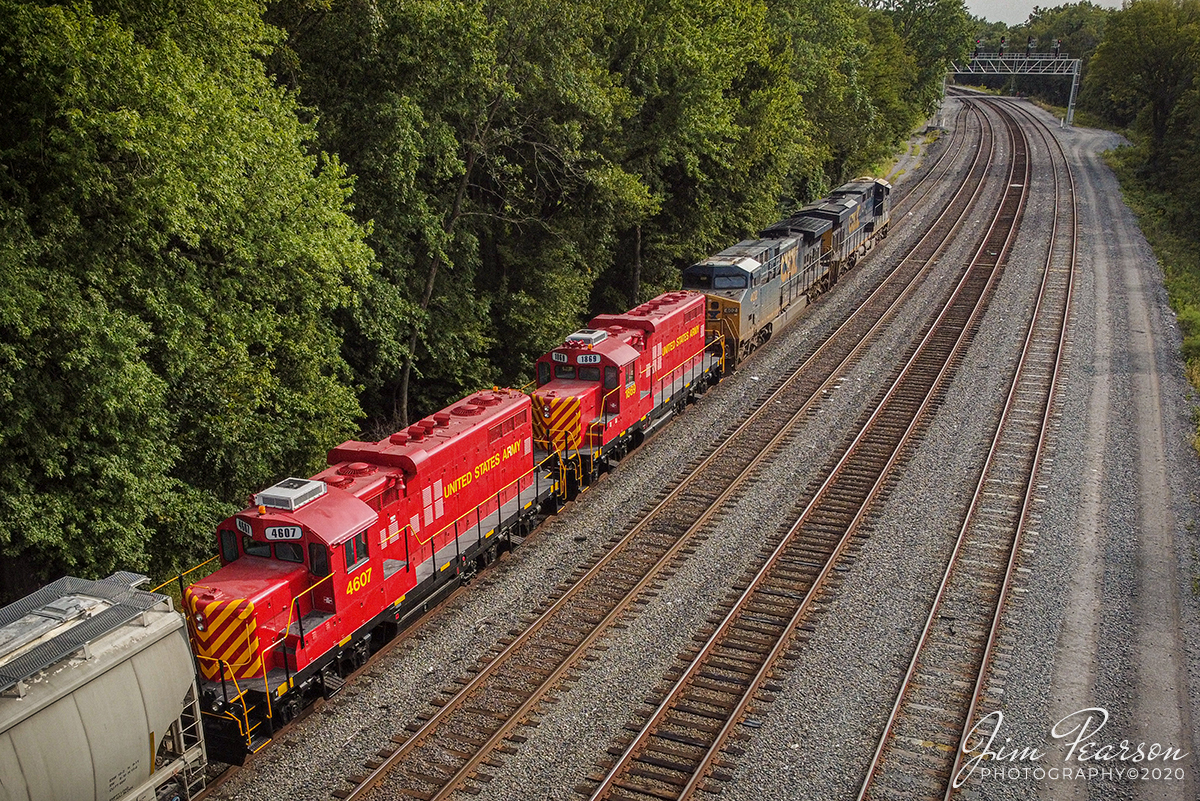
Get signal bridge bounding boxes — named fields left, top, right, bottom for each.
left=949, top=53, right=1082, bottom=125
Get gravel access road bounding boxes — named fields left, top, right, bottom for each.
left=204, top=99, right=1200, bottom=801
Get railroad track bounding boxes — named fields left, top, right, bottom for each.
left=856, top=98, right=1077, bottom=801
left=579, top=98, right=1031, bottom=801
left=331, top=99, right=1001, bottom=801
left=890, top=103, right=978, bottom=213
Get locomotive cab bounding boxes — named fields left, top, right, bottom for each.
left=186, top=477, right=383, bottom=694
left=533, top=292, right=713, bottom=486
left=683, top=257, right=757, bottom=355
left=533, top=328, right=643, bottom=454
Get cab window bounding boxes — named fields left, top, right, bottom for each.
left=275, top=542, right=304, bottom=563
left=578, top=366, right=601, bottom=381
left=683, top=270, right=712, bottom=289
left=344, top=529, right=369, bottom=571
left=554, top=365, right=576, bottom=380
left=626, top=365, right=635, bottom=385
left=309, top=543, right=330, bottom=577
left=219, top=530, right=239, bottom=563
left=538, top=362, right=551, bottom=385
left=604, top=366, right=619, bottom=390
left=714, top=275, right=747, bottom=289
left=243, top=535, right=270, bottom=558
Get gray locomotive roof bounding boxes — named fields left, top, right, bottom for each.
left=694, top=254, right=761, bottom=273
left=832, top=180, right=874, bottom=196
left=0, top=573, right=172, bottom=697
left=762, top=214, right=832, bottom=239
left=716, top=237, right=800, bottom=260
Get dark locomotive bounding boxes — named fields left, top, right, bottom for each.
left=686, top=177, right=891, bottom=366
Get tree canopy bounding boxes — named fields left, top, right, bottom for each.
left=0, top=0, right=373, bottom=596
left=0, top=0, right=970, bottom=599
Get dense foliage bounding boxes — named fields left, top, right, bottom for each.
left=268, top=0, right=967, bottom=433
left=0, top=0, right=968, bottom=599
left=1079, top=0, right=1200, bottom=444
left=0, top=0, right=374, bottom=596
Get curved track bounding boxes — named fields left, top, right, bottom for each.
left=579, top=99, right=1035, bottom=801
left=855, top=97, right=1077, bottom=801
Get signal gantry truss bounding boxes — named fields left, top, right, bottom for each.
left=949, top=54, right=1082, bottom=125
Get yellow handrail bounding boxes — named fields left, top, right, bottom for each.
left=152, top=555, right=220, bottom=594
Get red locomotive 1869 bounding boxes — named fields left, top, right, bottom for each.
left=531, top=291, right=720, bottom=490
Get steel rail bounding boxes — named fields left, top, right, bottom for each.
left=854, top=98, right=1076, bottom=801
left=943, top=99, right=1078, bottom=798
left=587, top=98, right=1032, bottom=801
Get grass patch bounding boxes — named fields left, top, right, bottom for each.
left=1104, top=145, right=1200, bottom=453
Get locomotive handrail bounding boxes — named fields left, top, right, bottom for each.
left=152, top=554, right=220, bottom=595
left=273, top=570, right=336, bottom=652
left=399, top=456, right=550, bottom=550
left=209, top=660, right=267, bottom=742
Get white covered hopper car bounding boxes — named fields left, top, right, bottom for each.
left=0, top=572, right=206, bottom=801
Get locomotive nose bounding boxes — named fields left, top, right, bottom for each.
left=533, top=385, right=599, bottom=452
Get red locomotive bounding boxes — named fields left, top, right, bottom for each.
left=532, top=291, right=720, bottom=490
left=181, top=291, right=720, bottom=761
left=174, top=191, right=889, bottom=762
left=184, top=388, right=556, bottom=761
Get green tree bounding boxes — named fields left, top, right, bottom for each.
left=594, top=0, right=803, bottom=307
left=889, top=0, right=973, bottom=111
left=995, top=3, right=1110, bottom=105
left=1085, top=0, right=1200, bottom=163
left=0, top=0, right=373, bottom=599
left=270, top=0, right=636, bottom=427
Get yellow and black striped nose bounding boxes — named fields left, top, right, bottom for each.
left=185, top=591, right=265, bottom=681
left=532, top=394, right=581, bottom=452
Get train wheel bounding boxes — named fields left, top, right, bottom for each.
left=279, top=696, right=301, bottom=724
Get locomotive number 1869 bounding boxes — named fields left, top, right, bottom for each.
left=346, top=568, right=373, bottom=595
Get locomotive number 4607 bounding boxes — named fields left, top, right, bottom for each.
left=346, top=568, right=373, bottom=595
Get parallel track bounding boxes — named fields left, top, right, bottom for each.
left=581, top=99, right=1032, bottom=801
left=856, top=98, right=1077, bottom=801
left=335, top=101, right=997, bottom=801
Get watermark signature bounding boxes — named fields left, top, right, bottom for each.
left=954, top=707, right=1190, bottom=786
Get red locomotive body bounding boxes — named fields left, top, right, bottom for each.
left=531, top=291, right=719, bottom=488
left=184, top=389, right=553, bottom=761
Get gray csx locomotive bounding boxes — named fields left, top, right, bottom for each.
left=684, top=177, right=891, bottom=367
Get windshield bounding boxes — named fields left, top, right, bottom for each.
left=713, top=274, right=747, bottom=289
